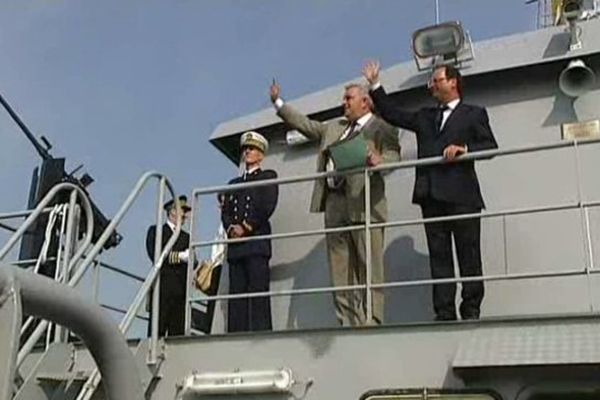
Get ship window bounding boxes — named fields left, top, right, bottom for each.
left=360, top=389, right=502, bottom=400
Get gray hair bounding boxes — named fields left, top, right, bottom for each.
left=344, top=83, right=374, bottom=111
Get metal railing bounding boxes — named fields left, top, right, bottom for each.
left=72, top=172, right=182, bottom=400
left=0, top=172, right=184, bottom=400
left=186, top=137, right=600, bottom=333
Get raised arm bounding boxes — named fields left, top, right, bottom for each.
left=270, top=80, right=327, bottom=141
left=363, top=60, right=419, bottom=132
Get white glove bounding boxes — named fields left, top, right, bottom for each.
left=179, top=249, right=190, bottom=263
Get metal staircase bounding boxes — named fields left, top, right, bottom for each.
left=0, top=172, right=181, bottom=400
left=14, top=339, right=163, bottom=400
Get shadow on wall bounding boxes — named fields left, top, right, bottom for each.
left=384, top=235, right=434, bottom=323
left=271, top=239, right=338, bottom=331
left=271, top=235, right=436, bottom=330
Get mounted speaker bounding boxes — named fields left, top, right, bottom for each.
left=559, top=59, right=596, bottom=97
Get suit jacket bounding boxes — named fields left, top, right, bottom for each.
left=277, top=104, right=400, bottom=222
left=370, top=86, right=498, bottom=209
left=145, top=223, right=190, bottom=298
left=221, top=168, right=279, bottom=260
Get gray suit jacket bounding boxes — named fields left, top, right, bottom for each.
left=278, top=104, right=400, bottom=222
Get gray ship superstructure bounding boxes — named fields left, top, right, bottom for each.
left=2, top=2, right=600, bottom=399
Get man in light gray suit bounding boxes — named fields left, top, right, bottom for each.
left=270, top=81, right=400, bottom=325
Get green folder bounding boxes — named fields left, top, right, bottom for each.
left=328, top=134, right=368, bottom=171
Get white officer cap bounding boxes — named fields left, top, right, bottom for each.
left=240, top=131, right=269, bottom=154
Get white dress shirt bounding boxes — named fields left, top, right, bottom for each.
left=439, top=98, right=460, bottom=131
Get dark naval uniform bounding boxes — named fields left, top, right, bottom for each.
left=145, top=223, right=190, bottom=336
left=221, top=168, right=278, bottom=332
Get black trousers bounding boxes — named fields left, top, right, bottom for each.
left=228, top=256, right=272, bottom=332
left=148, top=276, right=186, bottom=337
left=421, top=199, right=483, bottom=320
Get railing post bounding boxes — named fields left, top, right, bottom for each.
left=572, top=139, right=596, bottom=312
left=92, top=261, right=100, bottom=303
left=149, top=177, right=166, bottom=365
left=0, top=268, right=22, bottom=400
left=185, top=192, right=199, bottom=336
left=364, top=169, right=373, bottom=324
left=55, top=191, right=79, bottom=343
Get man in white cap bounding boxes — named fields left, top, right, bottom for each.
left=221, top=131, right=279, bottom=332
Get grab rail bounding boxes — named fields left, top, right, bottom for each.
left=187, top=137, right=600, bottom=330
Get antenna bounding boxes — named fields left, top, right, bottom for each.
left=526, top=0, right=560, bottom=28
left=434, top=0, right=440, bottom=24
left=0, top=92, right=52, bottom=160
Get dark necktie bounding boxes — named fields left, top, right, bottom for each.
left=343, top=121, right=359, bottom=141
left=436, top=105, right=449, bottom=132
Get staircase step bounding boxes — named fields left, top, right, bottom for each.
left=14, top=342, right=75, bottom=400
left=37, top=369, right=92, bottom=382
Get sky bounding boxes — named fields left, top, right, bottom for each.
left=0, top=0, right=538, bottom=334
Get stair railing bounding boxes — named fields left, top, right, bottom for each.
left=11, top=172, right=181, bottom=400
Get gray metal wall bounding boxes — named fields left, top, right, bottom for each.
left=60, top=316, right=600, bottom=400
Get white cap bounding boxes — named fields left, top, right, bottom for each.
left=240, top=131, right=269, bottom=153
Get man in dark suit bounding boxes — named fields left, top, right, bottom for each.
left=363, top=61, right=498, bottom=321
left=221, top=131, right=279, bottom=332
left=145, top=195, right=191, bottom=336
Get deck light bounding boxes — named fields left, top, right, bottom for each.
left=178, top=368, right=294, bottom=396
left=411, top=21, right=474, bottom=71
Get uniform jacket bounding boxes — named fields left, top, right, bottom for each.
left=370, top=86, right=498, bottom=208
left=145, top=223, right=190, bottom=298
left=221, top=168, right=279, bottom=260
left=277, top=104, right=400, bottom=222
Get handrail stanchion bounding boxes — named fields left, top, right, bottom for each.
left=364, top=169, right=373, bottom=323
left=73, top=173, right=181, bottom=400
left=55, top=190, right=79, bottom=343
left=502, top=215, right=509, bottom=275
left=149, top=177, right=166, bottom=365
left=185, top=192, right=200, bottom=336
left=572, top=140, right=596, bottom=311
left=48, top=204, right=67, bottom=348
left=17, top=174, right=179, bottom=375
left=2, top=183, right=95, bottom=365
left=92, top=260, right=100, bottom=303
left=0, top=183, right=94, bottom=262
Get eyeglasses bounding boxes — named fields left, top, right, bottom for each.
left=429, top=77, right=449, bottom=84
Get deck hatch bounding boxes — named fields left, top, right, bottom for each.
left=453, top=321, right=600, bottom=368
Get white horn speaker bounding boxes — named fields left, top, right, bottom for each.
left=559, top=59, right=596, bottom=97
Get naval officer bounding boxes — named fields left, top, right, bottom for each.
left=221, top=131, right=279, bottom=332
left=145, top=195, right=192, bottom=336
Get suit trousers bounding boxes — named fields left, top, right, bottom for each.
left=421, top=199, right=483, bottom=320
left=227, top=256, right=272, bottom=332
left=147, top=274, right=186, bottom=337
left=325, top=190, right=385, bottom=326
